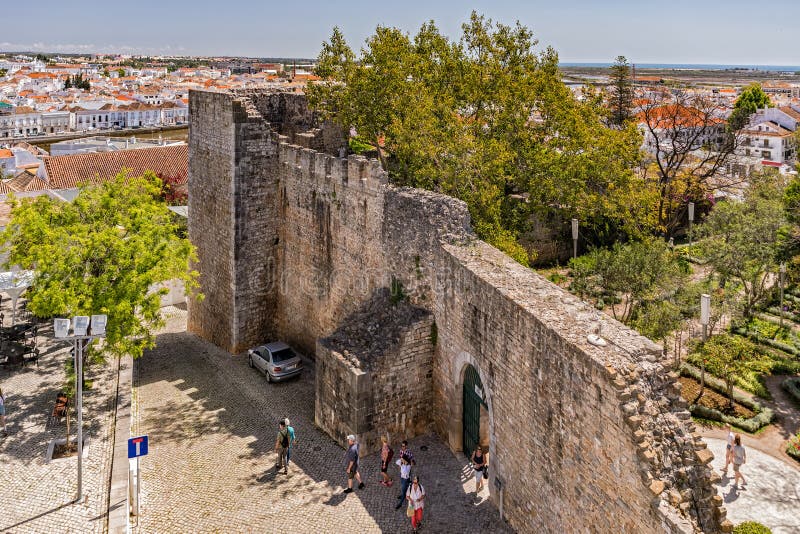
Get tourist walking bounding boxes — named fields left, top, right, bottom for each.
left=380, top=435, right=394, bottom=486
left=721, top=424, right=735, bottom=475
left=284, top=418, right=296, bottom=465
left=343, top=434, right=364, bottom=493
left=398, top=440, right=416, bottom=466
left=274, top=420, right=290, bottom=474
left=394, top=456, right=412, bottom=510
left=406, top=475, right=426, bottom=533
left=471, top=445, right=488, bottom=492
left=0, top=387, right=7, bottom=437
left=732, top=434, right=747, bottom=488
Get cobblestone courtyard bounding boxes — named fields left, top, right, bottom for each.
left=0, top=328, right=118, bottom=533
left=133, top=313, right=510, bottom=533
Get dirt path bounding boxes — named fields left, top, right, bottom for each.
left=697, top=375, right=800, bottom=470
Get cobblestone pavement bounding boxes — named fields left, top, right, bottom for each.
left=133, top=313, right=511, bottom=533
left=0, top=324, right=118, bottom=533
left=707, top=438, right=800, bottom=533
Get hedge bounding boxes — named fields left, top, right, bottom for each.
left=733, top=521, right=772, bottom=534
left=680, top=364, right=774, bottom=432
left=731, top=327, right=800, bottom=356
left=783, top=377, right=800, bottom=405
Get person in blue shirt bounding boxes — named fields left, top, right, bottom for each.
left=284, top=417, right=296, bottom=465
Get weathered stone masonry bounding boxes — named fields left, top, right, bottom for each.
left=188, top=89, right=728, bottom=533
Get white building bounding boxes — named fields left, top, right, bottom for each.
left=737, top=121, right=796, bottom=165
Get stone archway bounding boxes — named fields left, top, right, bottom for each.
left=462, top=364, right=488, bottom=459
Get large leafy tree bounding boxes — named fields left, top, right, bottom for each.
left=568, top=238, right=688, bottom=324
left=1, top=172, right=199, bottom=359
left=308, top=13, right=650, bottom=264
left=728, top=83, right=772, bottom=131
left=698, top=174, right=787, bottom=319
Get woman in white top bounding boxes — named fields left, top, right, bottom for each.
left=732, top=434, right=747, bottom=487
left=406, top=475, right=426, bottom=533
left=722, top=424, right=735, bottom=475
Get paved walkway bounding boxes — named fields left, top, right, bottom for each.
left=707, top=438, right=800, bottom=533
left=132, top=312, right=509, bottom=533
left=0, top=325, right=118, bottom=533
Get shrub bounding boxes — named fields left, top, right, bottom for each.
left=787, top=432, right=800, bottom=462
left=783, top=377, right=800, bottom=406
left=733, top=522, right=772, bottom=534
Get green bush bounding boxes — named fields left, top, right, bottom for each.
left=733, top=521, right=772, bottom=534
left=787, top=432, right=800, bottom=462
left=783, top=377, right=800, bottom=406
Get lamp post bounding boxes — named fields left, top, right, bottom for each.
left=571, top=218, right=579, bottom=260
left=700, top=293, right=711, bottom=341
left=54, top=314, right=107, bottom=503
left=780, top=262, right=787, bottom=329
left=688, top=202, right=695, bottom=250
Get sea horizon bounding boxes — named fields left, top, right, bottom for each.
left=560, top=62, right=800, bottom=72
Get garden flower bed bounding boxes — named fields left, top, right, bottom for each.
left=680, top=363, right=774, bottom=432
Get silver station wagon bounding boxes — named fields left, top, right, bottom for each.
left=247, top=342, right=303, bottom=382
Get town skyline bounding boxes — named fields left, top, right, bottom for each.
left=3, top=0, right=799, bottom=65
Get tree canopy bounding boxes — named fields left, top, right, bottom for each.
left=308, top=13, right=650, bottom=264
left=1, top=172, right=199, bottom=359
left=698, top=174, right=787, bottom=319
left=729, top=83, right=772, bottom=131
left=608, top=55, right=634, bottom=127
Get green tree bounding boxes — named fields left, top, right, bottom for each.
left=308, top=14, right=649, bottom=264
left=102, top=68, right=110, bottom=77
left=117, top=67, right=126, bottom=77
left=699, top=334, right=761, bottom=410
left=608, top=55, right=634, bottom=127
left=568, top=238, right=688, bottom=324
left=698, top=174, right=787, bottom=319
left=0, top=68, right=7, bottom=78
left=1, top=172, right=200, bottom=360
left=729, top=83, right=772, bottom=131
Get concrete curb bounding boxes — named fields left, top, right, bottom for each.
left=107, top=356, right=133, bottom=533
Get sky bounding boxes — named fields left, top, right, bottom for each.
left=2, top=0, right=799, bottom=66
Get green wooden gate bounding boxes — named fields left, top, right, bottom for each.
left=462, top=365, right=487, bottom=459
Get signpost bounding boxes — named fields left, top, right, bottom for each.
left=128, top=436, right=148, bottom=517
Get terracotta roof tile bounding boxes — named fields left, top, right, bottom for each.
left=8, top=171, right=48, bottom=192
left=42, top=144, right=187, bottom=190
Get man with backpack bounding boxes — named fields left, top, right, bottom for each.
left=275, top=420, right=290, bottom=474
left=284, top=417, right=296, bottom=466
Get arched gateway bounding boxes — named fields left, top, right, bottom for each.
left=462, top=364, right=489, bottom=459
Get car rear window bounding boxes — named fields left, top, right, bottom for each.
left=271, top=348, right=296, bottom=363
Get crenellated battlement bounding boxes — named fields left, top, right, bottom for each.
left=278, top=142, right=388, bottom=194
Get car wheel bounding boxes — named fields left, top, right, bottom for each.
left=248, top=355, right=254, bottom=368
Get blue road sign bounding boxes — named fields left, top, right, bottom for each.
left=128, top=435, right=149, bottom=459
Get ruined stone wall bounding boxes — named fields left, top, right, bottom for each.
left=188, top=89, right=723, bottom=533
left=315, top=291, right=435, bottom=454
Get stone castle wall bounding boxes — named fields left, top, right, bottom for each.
left=187, top=89, right=725, bottom=533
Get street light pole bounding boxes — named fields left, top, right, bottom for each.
left=571, top=218, right=579, bottom=260
left=780, top=262, right=787, bottom=329
left=700, top=293, right=711, bottom=341
left=688, top=202, right=695, bottom=250
left=54, top=314, right=107, bottom=504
